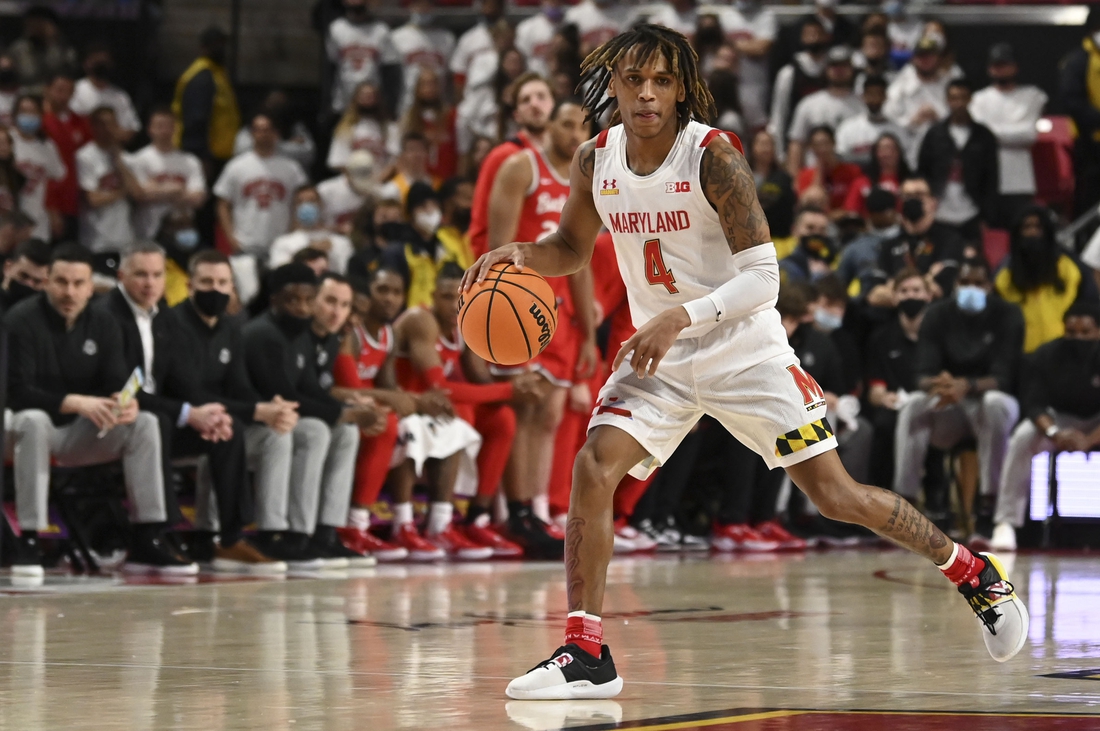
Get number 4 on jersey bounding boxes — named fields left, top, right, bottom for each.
left=643, top=238, right=678, bottom=294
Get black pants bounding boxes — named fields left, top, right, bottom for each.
left=716, top=433, right=785, bottom=526
left=155, top=412, right=249, bottom=545
left=632, top=429, right=703, bottom=525
left=1074, top=139, right=1100, bottom=217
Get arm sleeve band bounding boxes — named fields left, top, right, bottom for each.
left=423, top=364, right=514, bottom=404
left=681, top=243, right=780, bottom=326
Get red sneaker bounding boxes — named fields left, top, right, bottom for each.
left=614, top=518, right=657, bottom=554
left=337, top=527, right=409, bottom=562
left=392, top=523, right=446, bottom=561
left=754, top=521, right=808, bottom=551
left=463, top=518, right=523, bottom=558
left=711, top=523, right=780, bottom=553
left=427, top=525, right=494, bottom=560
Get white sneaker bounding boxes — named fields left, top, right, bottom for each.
left=613, top=523, right=656, bottom=553
left=958, top=552, right=1029, bottom=662
left=505, top=644, right=623, bottom=700
left=990, top=523, right=1017, bottom=552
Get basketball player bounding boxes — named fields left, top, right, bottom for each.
left=488, top=98, right=599, bottom=542
left=394, top=263, right=545, bottom=558
left=463, top=25, right=1028, bottom=699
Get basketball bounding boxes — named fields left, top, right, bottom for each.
left=458, top=262, right=558, bottom=366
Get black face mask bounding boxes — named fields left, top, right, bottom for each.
left=1017, top=235, right=1046, bottom=258
left=993, top=75, right=1017, bottom=88
left=897, top=298, right=926, bottom=319
left=1064, top=337, right=1099, bottom=359
left=206, top=48, right=227, bottom=66
left=88, top=61, right=114, bottom=81
left=804, top=41, right=829, bottom=56
left=0, top=69, right=17, bottom=87
left=901, top=198, right=925, bottom=223
left=451, top=207, right=472, bottom=232
left=275, top=311, right=314, bottom=337
left=378, top=221, right=406, bottom=242
left=5, top=280, right=37, bottom=305
left=356, top=104, right=379, bottom=116
left=800, top=234, right=835, bottom=264
left=193, top=289, right=230, bottom=319
left=695, top=26, right=723, bottom=48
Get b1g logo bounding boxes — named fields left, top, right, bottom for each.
left=665, top=181, right=691, bottom=193
left=528, top=303, right=553, bottom=351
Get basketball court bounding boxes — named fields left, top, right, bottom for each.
left=0, top=549, right=1097, bottom=729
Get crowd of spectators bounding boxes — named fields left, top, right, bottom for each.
left=0, top=0, right=1099, bottom=577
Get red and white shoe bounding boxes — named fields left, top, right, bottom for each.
left=711, top=523, right=780, bottom=552
left=614, top=519, right=657, bottom=554
left=463, top=517, right=523, bottom=558
left=754, top=520, right=808, bottom=551
left=427, top=525, right=494, bottom=560
left=392, top=523, right=446, bottom=562
left=337, top=527, right=409, bottom=562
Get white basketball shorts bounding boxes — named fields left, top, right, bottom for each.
left=588, top=313, right=838, bottom=478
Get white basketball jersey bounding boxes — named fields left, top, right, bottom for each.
left=592, top=121, right=745, bottom=335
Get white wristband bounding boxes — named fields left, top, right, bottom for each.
left=683, top=297, right=719, bottom=326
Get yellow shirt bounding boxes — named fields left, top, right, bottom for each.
left=995, top=254, right=1081, bottom=353
left=172, top=57, right=241, bottom=161
left=404, top=226, right=474, bottom=308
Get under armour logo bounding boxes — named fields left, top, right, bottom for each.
left=600, top=179, right=619, bottom=196
left=602, top=179, right=616, bottom=190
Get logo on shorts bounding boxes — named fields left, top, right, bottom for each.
left=665, top=181, right=691, bottom=193
left=600, top=179, right=619, bottom=195
left=787, top=364, right=826, bottom=412
left=552, top=653, right=574, bottom=668
left=219, top=348, right=231, bottom=364
left=594, top=396, right=632, bottom=419
left=527, top=303, right=553, bottom=350
left=775, top=418, right=833, bottom=458
left=82, top=339, right=97, bottom=356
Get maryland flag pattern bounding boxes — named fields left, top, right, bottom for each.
left=775, top=418, right=834, bottom=458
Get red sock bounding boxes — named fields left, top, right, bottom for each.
left=474, top=404, right=516, bottom=498
left=938, top=542, right=985, bottom=588
left=565, top=611, right=603, bottom=658
left=352, top=413, right=400, bottom=506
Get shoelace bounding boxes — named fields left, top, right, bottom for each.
left=960, top=579, right=1015, bottom=636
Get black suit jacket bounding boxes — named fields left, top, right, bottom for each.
left=97, top=287, right=202, bottom=421
left=917, top=119, right=1000, bottom=225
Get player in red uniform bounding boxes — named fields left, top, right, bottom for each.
left=391, top=263, right=543, bottom=558
left=468, top=73, right=555, bottom=259
left=488, top=99, right=598, bottom=544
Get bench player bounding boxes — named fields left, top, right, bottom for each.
left=464, top=24, right=1028, bottom=699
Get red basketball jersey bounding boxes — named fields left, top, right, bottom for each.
left=396, top=319, right=464, bottom=393
left=354, top=323, right=393, bottom=388
left=516, top=147, right=573, bottom=318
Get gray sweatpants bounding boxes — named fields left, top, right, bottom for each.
left=893, top=390, right=1019, bottom=500
left=994, top=413, right=1100, bottom=528
left=11, top=409, right=167, bottom=531
left=197, top=419, right=358, bottom=534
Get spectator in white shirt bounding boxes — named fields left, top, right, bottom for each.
left=69, top=44, right=140, bottom=143
left=233, top=90, right=316, bottom=172
left=318, top=150, right=375, bottom=235
left=392, top=0, right=457, bottom=115
left=516, top=0, right=565, bottom=78
left=125, top=107, right=207, bottom=241
left=328, top=81, right=399, bottom=172
left=457, top=29, right=527, bottom=154
left=836, top=76, right=905, bottom=166
left=768, top=18, right=829, bottom=161
left=214, top=113, right=309, bottom=259
left=883, top=32, right=962, bottom=166
left=450, top=0, right=505, bottom=99
left=969, top=43, right=1048, bottom=227
left=77, top=106, right=142, bottom=254
left=885, top=0, right=925, bottom=61
left=787, top=46, right=866, bottom=177
left=10, top=94, right=65, bottom=242
left=270, top=186, right=354, bottom=274
left=720, top=0, right=778, bottom=131
left=854, top=29, right=896, bottom=93
left=326, top=0, right=403, bottom=116
left=565, top=0, right=627, bottom=57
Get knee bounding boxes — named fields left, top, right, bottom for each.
left=982, top=391, right=1019, bottom=423
left=572, top=442, right=622, bottom=497
left=134, top=411, right=160, bottom=436
left=13, top=409, right=52, bottom=437
left=334, top=423, right=360, bottom=449
left=295, top=417, right=331, bottom=450
left=1008, top=419, right=1040, bottom=451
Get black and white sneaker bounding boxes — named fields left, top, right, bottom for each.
left=505, top=644, right=623, bottom=700
left=255, top=532, right=327, bottom=571
left=124, top=534, right=199, bottom=575
left=311, top=527, right=376, bottom=569
left=10, top=532, right=44, bottom=578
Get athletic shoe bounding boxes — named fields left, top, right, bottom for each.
left=503, top=509, right=565, bottom=560
left=958, top=552, right=1029, bottom=662
left=680, top=532, right=710, bottom=551
left=427, top=525, right=494, bottom=560
left=10, top=533, right=44, bottom=578
left=124, top=534, right=199, bottom=575
left=755, top=520, right=808, bottom=550
left=337, top=527, right=409, bottom=562
left=392, top=523, right=446, bottom=562
left=711, top=523, right=779, bottom=552
left=990, top=523, right=1017, bottom=552
left=615, top=519, right=657, bottom=553
left=312, top=532, right=376, bottom=569
left=637, top=518, right=679, bottom=552
left=253, top=532, right=327, bottom=570
left=505, top=644, right=623, bottom=700
left=463, top=516, right=524, bottom=558
left=212, top=539, right=287, bottom=574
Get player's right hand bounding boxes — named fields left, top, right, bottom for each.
left=613, top=306, right=692, bottom=379
left=461, top=242, right=531, bottom=292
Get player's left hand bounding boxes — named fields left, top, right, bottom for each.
left=613, top=306, right=691, bottom=379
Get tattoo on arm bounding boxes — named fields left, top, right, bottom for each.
left=700, top=138, right=772, bottom=255
left=881, top=492, right=949, bottom=555
left=565, top=516, right=586, bottom=611
left=577, top=139, right=597, bottom=180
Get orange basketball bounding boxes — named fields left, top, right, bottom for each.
left=458, top=262, right=558, bottom=366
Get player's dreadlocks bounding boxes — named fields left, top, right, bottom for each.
left=578, top=23, right=716, bottom=128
